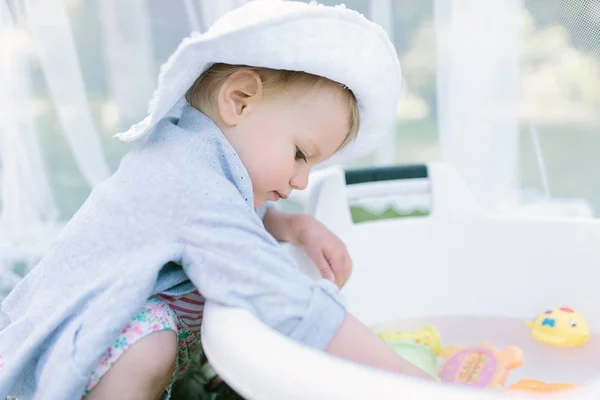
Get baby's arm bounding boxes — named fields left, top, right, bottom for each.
left=180, top=173, right=432, bottom=381
left=328, top=314, right=435, bottom=379
left=260, top=204, right=301, bottom=245
left=261, top=208, right=429, bottom=377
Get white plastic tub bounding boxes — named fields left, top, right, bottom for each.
left=202, top=162, right=600, bottom=399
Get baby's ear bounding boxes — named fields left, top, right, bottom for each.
left=217, top=69, right=263, bottom=126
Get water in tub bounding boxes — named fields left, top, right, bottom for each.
left=372, top=315, right=599, bottom=388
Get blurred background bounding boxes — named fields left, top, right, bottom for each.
left=1, top=0, right=600, bottom=299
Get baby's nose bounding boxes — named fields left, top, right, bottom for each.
left=290, top=171, right=308, bottom=190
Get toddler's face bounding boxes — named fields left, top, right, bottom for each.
left=229, top=84, right=350, bottom=208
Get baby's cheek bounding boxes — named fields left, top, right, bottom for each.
left=252, top=152, right=293, bottom=191
left=266, top=156, right=291, bottom=179
left=249, top=165, right=276, bottom=191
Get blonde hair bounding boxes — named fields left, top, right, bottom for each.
left=185, top=63, right=359, bottom=149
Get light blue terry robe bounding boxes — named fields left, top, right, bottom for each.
left=0, top=105, right=346, bottom=399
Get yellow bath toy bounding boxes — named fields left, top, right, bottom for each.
left=378, top=326, right=443, bottom=356
left=527, top=307, right=589, bottom=347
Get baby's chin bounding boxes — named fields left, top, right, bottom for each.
left=253, top=192, right=276, bottom=209
left=253, top=196, right=268, bottom=209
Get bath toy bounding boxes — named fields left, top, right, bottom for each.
left=439, top=341, right=524, bottom=389
left=386, top=340, right=440, bottom=381
left=527, top=306, right=589, bottom=347
left=508, top=379, right=576, bottom=393
left=378, top=326, right=443, bottom=356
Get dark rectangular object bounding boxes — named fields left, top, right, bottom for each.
left=344, top=164, right=428, bottom=185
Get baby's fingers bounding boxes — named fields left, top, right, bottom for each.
left=314, top=252, right=336, bottom=284
left=326, top=248, right=352, bottom=288
left=339, top=255, right=352, bottom=288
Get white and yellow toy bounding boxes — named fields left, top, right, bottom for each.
left=378, top=326, right=443, bottom=356
left=527, top=307, right=590, bottom=347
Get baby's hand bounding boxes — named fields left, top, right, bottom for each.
left=295, top=215, right=352, bottom=288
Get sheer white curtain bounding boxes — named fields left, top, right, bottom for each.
left=23, top=0, right=110, bottom=187
left=98, top=0, right=156, bottom=125
left=0, top=0, right=115, bottom=273
left=434, top=0, right=523, bottom=211
left=0, top=1, right=58, bottom=272
left=369, top=0, right=396, bottom=166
